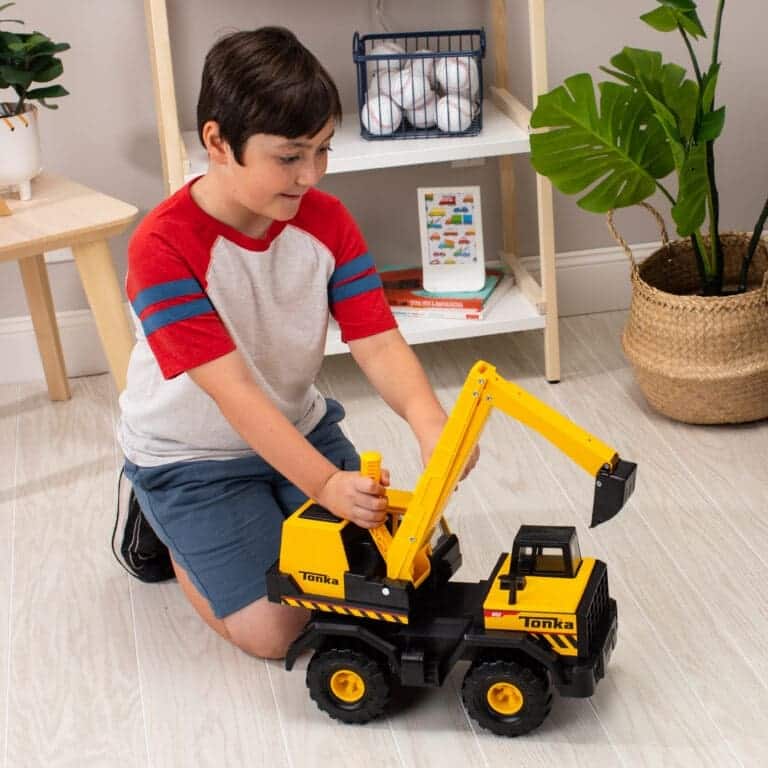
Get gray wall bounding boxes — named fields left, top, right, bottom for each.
left=1, top=0, right=765, bottom=319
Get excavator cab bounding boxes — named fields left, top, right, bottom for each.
left=512, top=525, right=583, bottom=579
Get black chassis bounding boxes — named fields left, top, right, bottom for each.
left=284, top=584, right=618, bottom=699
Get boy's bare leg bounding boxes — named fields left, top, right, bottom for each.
left=172, top=558, right=310, bottom=658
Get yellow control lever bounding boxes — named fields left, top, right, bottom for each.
left=359, top=451, right=393, bottom=558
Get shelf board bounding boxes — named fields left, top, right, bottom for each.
left=181, top=100, right=530, bottom=181
left=324, top=284, right=544, bottom=356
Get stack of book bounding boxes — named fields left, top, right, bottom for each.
left=380, top=266, right=513, bottom=320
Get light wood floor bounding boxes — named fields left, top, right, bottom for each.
left=2, top=310, right=767, bottom=767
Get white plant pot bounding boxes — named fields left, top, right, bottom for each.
left=0, top=104, right=42, bottom=201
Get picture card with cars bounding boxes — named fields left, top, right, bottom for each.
left=417, top=185, right=485, bottom=292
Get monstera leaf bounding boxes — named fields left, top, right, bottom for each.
left=601, top=47, right=724, bottom=236
left=530, top=73, right=674, bottom=214
left=640, top=0, right=706, bottom=37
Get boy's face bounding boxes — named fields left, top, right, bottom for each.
left=219, top=119, right=335, bottom=224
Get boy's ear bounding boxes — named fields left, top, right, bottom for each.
left=202, top=121, right=230, bottom=165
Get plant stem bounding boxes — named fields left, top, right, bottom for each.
left=706, top=191, right=722, bottom=291
left=656, top=183, right=676, bottom=207
left=709, top=0, right=726, bottom=292
left=680, top=28, right=703, bottom=86
left=712, top=0, right=725, bottom=66
left=691, top=231, right=712, bottom=293
left=679, top=23, right=720, bottom=291
left=705, top=149, right=722, bottom=291
left=739, top=193, right=768, bottom=291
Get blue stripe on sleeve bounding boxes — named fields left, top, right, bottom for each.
left=329, top=253, right=375, bottom=287
left=132, top=278, right=203, bottom=315
left=330, top=272, right=382, bottom=303
left=141, top=297, right=215, bottom=336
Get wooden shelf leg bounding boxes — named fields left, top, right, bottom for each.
left=529, top=0, right=561, bottom=383
left=538, top=175, right=561, bottom=382
left=72, top=240, right=134, bottom=394
left=18, top=253, right=71, bottom=401
left=498, top=156, right=519, bottom=258
left=145, top=0, right=186, bottom=195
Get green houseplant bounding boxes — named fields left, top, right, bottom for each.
left=0, top=1, right=69, bottom=117
left=0, top=2, right=69, bottom=200
left=529, top=0, right=768, bottom=424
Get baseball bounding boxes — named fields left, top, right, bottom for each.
left=412, top=49, right=436, bottom=87
left=382, top=66, right=433, bottom=111
left=435, top=94, right=474, bottom=133
left=434, top=56, right=480, bottom=100
left=405, top=93, right=438, bottom=129
left=367, top=40, right=405, bottom=80
left=361, top=94, right=403, bottom=135
left=367, top=71, right=382, bottom=96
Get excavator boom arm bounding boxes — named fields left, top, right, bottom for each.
left=385, top=361, right=635, bottom=582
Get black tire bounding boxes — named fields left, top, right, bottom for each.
left=461, top=658, right=552, bottom=737
left=306, top=646, right=392, bottom=724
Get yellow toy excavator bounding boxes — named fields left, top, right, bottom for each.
left=267, top=360, right=636, bottom=737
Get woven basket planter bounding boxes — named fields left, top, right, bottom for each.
left=609, top=204, right=768, bottom=424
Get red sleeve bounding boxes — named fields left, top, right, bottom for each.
left=318, top=197, right=397, bottom=342
left=126, top=228, right=236, bottom=378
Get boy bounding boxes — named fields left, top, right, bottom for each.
left=114, top=27, right=477, bottom=659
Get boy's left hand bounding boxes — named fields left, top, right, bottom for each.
left=418, top=419, right=480, bottom=481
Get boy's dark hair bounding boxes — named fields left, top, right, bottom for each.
left=197, top=27, right=342, bottom=164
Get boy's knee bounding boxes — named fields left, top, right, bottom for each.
left=228, top=632, right=292, bottom=660
left=222, top=600, right=309, bottom=660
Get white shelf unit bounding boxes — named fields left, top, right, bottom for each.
left=143, top=0, right=560, bottom=380
left=180, top=100, right=531, bottom=181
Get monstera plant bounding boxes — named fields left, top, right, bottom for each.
left=530, top=0, right=768, bottom=426
left=529, top=0, right=767, bottom=296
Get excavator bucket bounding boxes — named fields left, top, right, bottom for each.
left=591, top=459, right=637, bottom=527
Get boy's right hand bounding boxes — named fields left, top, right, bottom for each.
left=316, top=469, right=390, bottom=529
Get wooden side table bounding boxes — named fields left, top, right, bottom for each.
left=0, top=173, right=138, bottom=400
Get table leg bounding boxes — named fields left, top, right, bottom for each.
left=72, top=239, right=134, bottom=393
left=17, top=253, right=71, bottom=401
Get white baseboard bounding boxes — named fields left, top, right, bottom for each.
left=520, top=240, right=659, bottom=317
left=0, top=241, right=659, bottom=385
left=0, top=306, right=113, bottom=384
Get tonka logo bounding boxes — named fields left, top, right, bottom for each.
left=520, top=615, right=574, bottom=630
left=299, top=570, right=339, bottom=585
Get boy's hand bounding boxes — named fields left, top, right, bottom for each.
left=316, top=469, right=391, bottom=529
left=417, top=418, right=480, bottom=482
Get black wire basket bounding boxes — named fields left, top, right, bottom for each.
left=353, top=28, right=485, bottom=140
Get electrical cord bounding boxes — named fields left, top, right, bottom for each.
left=375, top=0, right=391, bottom=33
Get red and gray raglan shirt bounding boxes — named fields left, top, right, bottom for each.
left=117, top=180, right=396, bottom=467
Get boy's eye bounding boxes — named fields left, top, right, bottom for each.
left=278, top=146, right=332, bottom=165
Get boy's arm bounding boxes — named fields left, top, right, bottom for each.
left=187, top=350, right=388, bottom=528
left=348, top=328, right=479, bottom=477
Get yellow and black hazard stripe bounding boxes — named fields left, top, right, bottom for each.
left=281, top=597, right=409, bottom=624
left=533, top=632, right=578, bottom=656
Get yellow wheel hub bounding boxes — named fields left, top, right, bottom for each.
left=329, top=669, right=366, bottom=703
left=486, top=681, right=524, bottom=715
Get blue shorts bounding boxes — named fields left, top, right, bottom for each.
left=123, top=399, right=359, bottom=619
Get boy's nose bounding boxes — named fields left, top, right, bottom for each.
left=297, top=158, right=325, bottom=187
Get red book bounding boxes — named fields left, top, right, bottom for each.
left=381, top=266, right=505, bottom=310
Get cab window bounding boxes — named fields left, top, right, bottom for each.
left=517, top=545, right=569, bottom=576
left=569, top=538, right=582, bottom=572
